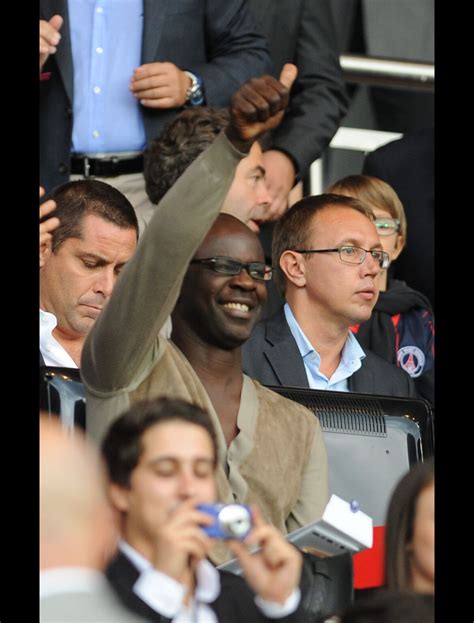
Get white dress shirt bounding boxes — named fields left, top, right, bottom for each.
left=119, top=540, right=300, bottom=621
left=40, top=309, right=77, bottom=368
left=40, top=567, right=107, bottom=598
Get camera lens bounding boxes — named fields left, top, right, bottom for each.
left=218, top=504, right=251, bottom=539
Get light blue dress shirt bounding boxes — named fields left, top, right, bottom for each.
left=284, top=303, right=366, bottom=392
left=68, top=0, right=145, bottom=154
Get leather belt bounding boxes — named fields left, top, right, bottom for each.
left=70, top=154, right=144, bottom=178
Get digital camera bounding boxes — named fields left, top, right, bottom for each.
left=197, top=503, right=252, bottom=540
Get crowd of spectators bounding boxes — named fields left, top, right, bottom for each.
left=39, top=3, right=435, bottom=622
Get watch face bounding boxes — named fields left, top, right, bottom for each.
left=185, top=72, right=204, bottom=105
left=190, top=87, right=204, bottom=105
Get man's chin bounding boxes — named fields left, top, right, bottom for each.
left=353, top=310, right=375, bottom=325
left=246, top=219, right=261, bottom=233
left=74, top=316, right=97, bottom=334
left=349, top=304, right=376, bottom=326
left=214, top=324, right=256, bottom=350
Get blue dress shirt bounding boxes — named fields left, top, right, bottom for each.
left=284, top=303, right=366, bottom=391
left=69, top=0, right=145, bottom=154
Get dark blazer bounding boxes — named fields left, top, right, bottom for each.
left=106, top=550, right=311, bottom=623
left=363, top=128, right=434, bottom=307
left=39, top=0, right=271, bottom=192
left=242, top=307, right=416, bottom=397
left=247, top=0, right=348, bottom=179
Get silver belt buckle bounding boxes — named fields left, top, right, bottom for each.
left=83, top=156, right=91, bottom=178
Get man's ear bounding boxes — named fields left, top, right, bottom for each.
left=390, top=233, right=405, bottom=262
left=108, top=483, right=131, bottom=513
left=279, top=250, right=307, bottom=288
left=40, top=238, right=53, bottom=268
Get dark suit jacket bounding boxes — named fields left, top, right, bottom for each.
left=242, top=307, right=416, bottom=397
left=247, top=0, right=348, bottom=313
left=247, top=0, right=348, bottom=179
left=106, top=550, right=311, bottom=623
left=363, top=128, right=434, bottom=307
left=39, top=0, right=271, bottom=192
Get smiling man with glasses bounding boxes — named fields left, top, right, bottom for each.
left=81, top=68, right=330, bottom=570
left=242, top=193, right=416, bottom=398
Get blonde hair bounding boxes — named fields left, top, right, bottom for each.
left=327, top=175, right=407, bottom=243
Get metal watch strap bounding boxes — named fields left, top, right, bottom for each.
left=184, top=70, right=204, bottom=105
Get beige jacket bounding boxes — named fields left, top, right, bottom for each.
left=81, top=132, right=328, bottom=562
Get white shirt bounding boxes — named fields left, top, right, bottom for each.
left=40, top=309, right=77, bottom=368
left=119, top=540, right=300, bottom=621
left=40, top=567, right=107, bottom=598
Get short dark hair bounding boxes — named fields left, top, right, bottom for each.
left=384, top=459, right=434, bottom=591
left=102, top=398, right=218, bottom=487
left=272, top=193, right=375, bottom=295
left=144, top=107, right=230, bottom=204
left=42, top=180, right=139, bottom=253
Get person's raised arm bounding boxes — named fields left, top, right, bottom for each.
left=81, top=66, right=297, bottom=392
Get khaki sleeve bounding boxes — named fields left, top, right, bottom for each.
left=81, top=132, right=244, bottom=393
left=286, top=415, right=329, bottom=531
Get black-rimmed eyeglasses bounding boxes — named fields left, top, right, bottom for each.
left=294, top=245, right=390, bottom=269
left=190, top=256, right=273, bottom=281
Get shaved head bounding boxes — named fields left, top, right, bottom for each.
left=196, top=213, right=265, bottom=260
left=172, top=213, right=267, bottom=350
left=40, top=417, right=116, bottom=569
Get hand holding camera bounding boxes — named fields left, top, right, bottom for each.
left=149, top=497, right=215, bottom=583
left=197, top=503, right=253, bottom=540
left=151, top=499, right=301, bottom=605
left=226, top=505, right=303, bottom=605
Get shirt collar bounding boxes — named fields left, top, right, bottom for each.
left=284, top=302, right=366, bottom=377
left=284, top=303, right=314, bottom=357
left=40, top=308, right=58, bottom=333
left=119, top=540, right=221, bottom=604
left=39, top=308, right=78, bottom=368
left=340, top=330, right=366, bottom=370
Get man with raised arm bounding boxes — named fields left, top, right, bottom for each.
left=81, top=68, right=329, bottom=565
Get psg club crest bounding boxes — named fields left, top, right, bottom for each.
left=397, top=346, right=425, bottom=378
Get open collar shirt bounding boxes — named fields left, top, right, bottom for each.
left=284, top=303, right=365, bottom=392
left=119, top=539, right=300, bottom=622
left=40, top=309, right=77, bottom=368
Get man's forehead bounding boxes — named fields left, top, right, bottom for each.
left=195, top=230, right=264, bottom=261
left=80, top=213, right=136, bottom=238
left=57, top=215, right=137, bottom=263
left=310, top=205, right=378, bottom=240
left=238, top=141, right=265, bottom=171
left=140, top=422, right=215, bottom=459
left=197, top=217, right=264, bottom=259
left=69, top=214, right=137, bottom=250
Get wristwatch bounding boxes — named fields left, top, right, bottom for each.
left=184, top=71, right=205, bottom=106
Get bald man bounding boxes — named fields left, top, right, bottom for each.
left=82, top=69, right=329, bottom=565
left=40, top=417, right=144, bottom=622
